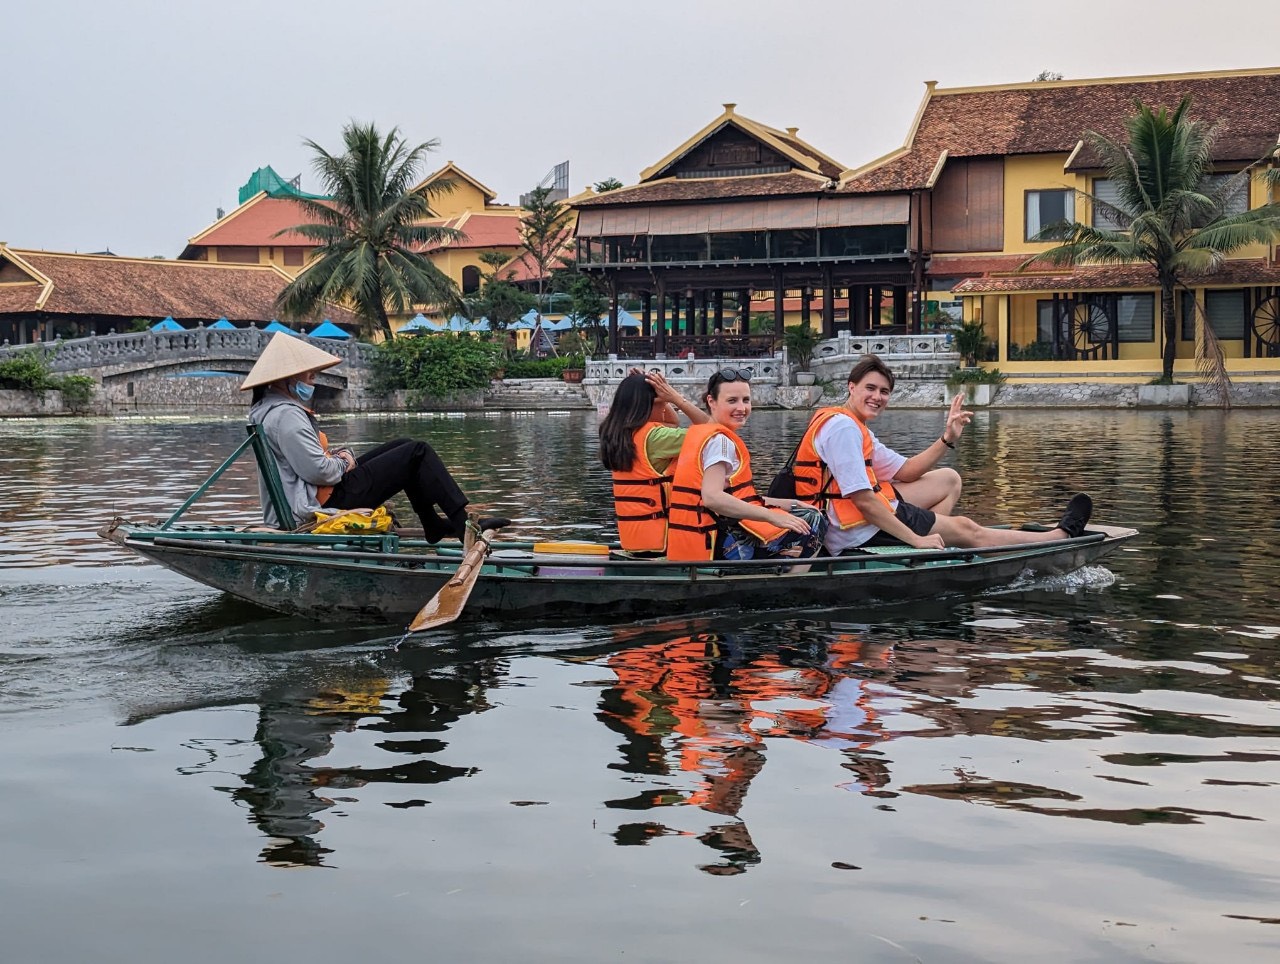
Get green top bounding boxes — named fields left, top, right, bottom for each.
left=645, top=426, right=687, bottom=472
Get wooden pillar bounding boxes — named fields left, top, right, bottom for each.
left=699, top=291, right=709, bottom=335
left=655, top=283, right=667, bottom=355
left=685, top=291, right=696, bottom=338
left=821, top=266, right=835, bottom=338
left=608, top=280, right=620, bottom=355
left=739, top=289, right=751, bottom=333
left=871, top=287, right=884, bottom=331
left=671, top=293, right=682, bottom=339
left=713, top=289, right=724, bottom=332
left=801, top=285, right=812, bottom=331
left=642, top=291, right=652, bottom=339
left=893, top=286, right=907, bottom=329
left=853, top=285, right=869, bottom=333
left=773, top=270, right=785, bottom=334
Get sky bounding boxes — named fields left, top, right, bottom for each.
left=4, top=0, right=1279, bottom=258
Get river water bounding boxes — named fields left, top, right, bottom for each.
left=2, top=409, right=1279, bottom=963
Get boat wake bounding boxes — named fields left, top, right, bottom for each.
left=996, top=564, right=1118, bottom=595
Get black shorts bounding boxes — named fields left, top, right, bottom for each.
left=863, top=500, right=937, bottom=547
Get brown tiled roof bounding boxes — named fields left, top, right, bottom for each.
left=846, top=68, right=1280, bottom=193
left=184, top=194, right=325, bottom=250
left=575, top=172, right=832, bottom=207
left=951, top=259, right=1280, bottom=293
left=428, top=212, right=524, bottom=250
left=0, top=248, right=351, bottom=323
left=928, top=255, right=1027, bottom=277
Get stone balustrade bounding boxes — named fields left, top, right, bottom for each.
left=0, top=326, right=376, bottom=373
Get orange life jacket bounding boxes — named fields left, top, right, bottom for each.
left=611, top=422, right=674, bottom=552
left=794, top=407, right=896, bottom=530
left=667, top=423, right=787, bottom=561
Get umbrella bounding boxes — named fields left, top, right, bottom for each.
left=616, top=308, right=641, bottom=328
left=469, top=317, right=491, bottom=332
left=209, top=318, right=235, bottom=330
left=151, top=317, right=184, bottom=332
left=263, top=320, right=300, bottom=336
left=308, top=320, right=351, bottom=339
left=445, top=314, right=474, bottom=332
left=400, top=312, right=443, bottom=333
left=511, top=309, right=539, bottom=330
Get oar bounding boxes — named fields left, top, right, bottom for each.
left=407, top=517, right=511, bottom=633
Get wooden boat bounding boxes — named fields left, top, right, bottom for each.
left=98, top=424, right=1138, bottom=626
left=101, top=518, right=1137, bottom=625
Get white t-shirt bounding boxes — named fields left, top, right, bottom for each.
left=812, top=413, right=907, bottom=554
left=700, top=432, right=741, bottom=474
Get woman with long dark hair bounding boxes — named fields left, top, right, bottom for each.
left=599, top=370, right=708, bottom=553
left=666, top=368, right=825, bottom=563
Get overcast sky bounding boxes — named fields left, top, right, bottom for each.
left=4, top=0, right=1279, bottom=257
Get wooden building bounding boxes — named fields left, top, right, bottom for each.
left=846, top=67, right=1280, bottom=375
left=573, top=104, right=925, bottom=356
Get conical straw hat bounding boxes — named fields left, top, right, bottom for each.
left=240, top=331, right=343, bottom=390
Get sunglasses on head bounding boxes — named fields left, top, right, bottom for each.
left=716, top=367, right=753, bottom=382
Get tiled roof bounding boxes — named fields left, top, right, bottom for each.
left=845, top=68, right=1280, bottom=193
left=574, top=172, right=832, bottom=207
left=430, top=212, right=524, bottom=250
left=951, top=259, right=1280, bottom=293
left=927, top=255, right=1027, bottom=277
left=0, top=248, right=348, bottom=323
left=185, top=193, right=325, bottom=249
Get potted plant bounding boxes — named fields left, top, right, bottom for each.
left=558, top=330, right=587, bottom=383
left=952, top=320, right=991, bottom=368
left=783, top=323, right=820, bottom=385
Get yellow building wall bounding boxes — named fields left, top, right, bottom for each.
left=429, top=180, right=492, bottom=219
left=1002, top=153, right=1077, bottom=256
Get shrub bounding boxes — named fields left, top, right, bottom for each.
left=947, top=366, right=1007, bottom=388
left=369, top=335, right=502, bottom=406
left=55, top=375, right=96, bottom=411
left=0, top=352, right=57, bottom=395
left=505, top=357, right=571, bottom=379
left=1008, top=341, right=1056, bottom=361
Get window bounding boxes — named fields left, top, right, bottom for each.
left=283, top=248, right=305, bottom=267
left=1204, top=290, right=1246, bottom=339
left=1025, top=189, right=1073, bottom=241
left=1181, top=289, right=1246, bottom=340
left=1091, top=178, right=1125, bottom=231
left=1200, top=173, right=1248, bottom=216
left=1116, top=294, right=1154, bottom=342
left=1035, top=300, right=1057, bottom=343
left=461, top=265, right=481, bottom=295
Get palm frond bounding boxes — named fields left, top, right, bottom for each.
left=1181, top=284, right=1232, bottom=408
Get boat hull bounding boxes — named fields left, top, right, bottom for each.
left=102, top=520, right=1137, bottom=625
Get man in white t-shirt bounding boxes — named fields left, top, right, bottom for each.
left=807, top=355, right=1092, bottom=554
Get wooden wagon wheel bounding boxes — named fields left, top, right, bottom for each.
left=1252, top=296, right=1280, bottom=352
left=1069, top=302, right=1113, bottom=350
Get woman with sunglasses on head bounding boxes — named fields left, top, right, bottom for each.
left=667, top=368, right=826, bottom=563
left=599, top=369, right=709, bottom=554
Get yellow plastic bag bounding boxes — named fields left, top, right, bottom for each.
left=311, top=506, right=393, bottom=534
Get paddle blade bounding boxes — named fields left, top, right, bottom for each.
left=407, top=531, right=495, bottom=632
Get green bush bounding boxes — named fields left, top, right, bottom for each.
left=1008, top=341, right=1056, bottom=361
left=947, top=366, right=1007, bottom=387
left=370, top=335, right=502, bottom=406
left=55, top=375, right=96, bottom=410
left=505, top=357, right=571, bottom=379
left=0, top=352, right=96, bottom=409
left=0, top=352, right=57, bottom=395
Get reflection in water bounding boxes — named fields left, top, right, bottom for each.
left=598, top=621, right=899, bottom=874
left=225, top=661, right=502, bottom=867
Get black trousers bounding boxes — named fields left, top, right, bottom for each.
left=326, top=438, right=468, bottom=542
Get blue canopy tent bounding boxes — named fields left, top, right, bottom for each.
left=400, top=312, right=443, bottom=334
left=511, top=309, right=539, bottom=330
left=308, top=320, right=351, bottom=339
left=445, top=314, right=474, bottom=332
left=616, top=308, right=641, bottom=328
left=263, top=320, right=300, bottom=336
left=151, top=317, right=184, bottom=332
left=469, top=317, right=491, bottom=332
left=208, top=318, right=235, bottom=330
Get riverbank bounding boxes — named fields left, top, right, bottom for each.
left=5, top=375, right=1278, bottom=417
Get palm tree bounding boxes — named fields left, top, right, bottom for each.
left=275, top=122, right=464, bottom=340
left=1026, top=96, right=1280, bottom=382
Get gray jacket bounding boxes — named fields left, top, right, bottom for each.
left=247, top=393, right=347, bottom=528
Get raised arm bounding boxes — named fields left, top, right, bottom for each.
left=645, top=370, right=710, bottom=425
left=895, top=392, right=972, bottom=482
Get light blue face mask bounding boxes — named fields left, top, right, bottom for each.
left=291, top=380, right=315, bottom=404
